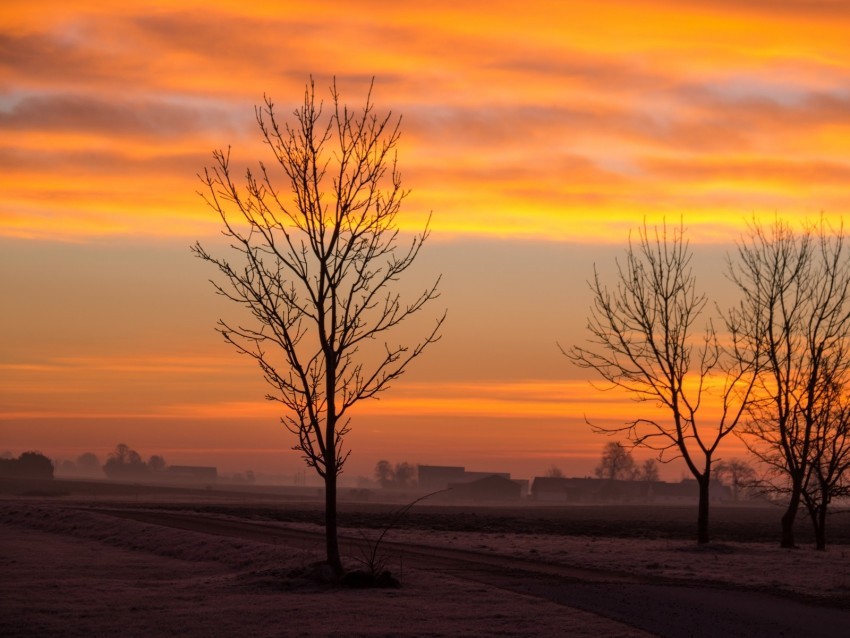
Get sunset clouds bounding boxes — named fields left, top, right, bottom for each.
left=2, top=1, right=849, bottom=476
left=4, top=0, right=850, bottom=241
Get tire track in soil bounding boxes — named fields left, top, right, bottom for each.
left=93, top=507, right=850, bottom=638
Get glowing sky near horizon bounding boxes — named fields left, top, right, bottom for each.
left=3, top=1, right=850, bottom=480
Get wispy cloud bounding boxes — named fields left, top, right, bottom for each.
left=3, top=1, right=850, bottom=241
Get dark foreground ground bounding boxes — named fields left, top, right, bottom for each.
left=2, top=478, right=850, bottom=637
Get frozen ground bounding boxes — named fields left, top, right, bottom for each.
left=311, top=522, right=850, bottom=603
left=2, top=498, right=850, bottom=636
left=0, top=502, right=649, bottom=637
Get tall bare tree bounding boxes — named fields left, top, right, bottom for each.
left=727, top=220, right=850, bottom=548
left=193, top=79, right=444, bottom=574
left=567, top=222, right=756, bottom=543
left=802, top=379, right=850, bottom=549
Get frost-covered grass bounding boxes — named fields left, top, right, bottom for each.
left=0, top=501, right=645, bottom=637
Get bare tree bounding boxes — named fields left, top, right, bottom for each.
left=193, top=79, right=444, bottom=574
left=544, top=465, right=565, bottom=478
left=103, top=443, right=148, bottom=479
left=727, top=220, right=850, bottom=548
left=802, top=380, right=850, bottom=549
left=374, top=460, right=416, bottom=488
left=0, top=451, right=54, bottom=480
left=713, top=459, right=756, bottom=501
left=567, top=222, right=756, bottom=543
left=594, top=442, right=636, bottom=480
left=393, top=461, right=416, bottom=487
left=148, top=455, right=167, bottom=473
left=374, top=460, right=394, bottom=488
left=76, top=452, right=102, bottom=477
left=638, top=458, right=660, bottom=482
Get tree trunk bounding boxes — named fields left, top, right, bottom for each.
left=324, top=471, right=343, bottom=574
left=697, top=475, right=710, bottom=544
left=812, top=489, right=828, bottom=551
left=780, top=483, right=801, bottom=548
left=813, top=507, right=827, bottom=551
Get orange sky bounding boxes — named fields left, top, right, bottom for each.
left=2, top=1, right=850, bottom=481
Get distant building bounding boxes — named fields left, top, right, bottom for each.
left=165, top=465, right=218, bottom=483
left=532, top=476, right=588, bottom=502
left=418, top=464, right=528, bottom=498
left=443, top=474, right=522, bottom=502
left=418, top=465, right=466, bottom=491
left=462, top=470, right=511, bottom=482
left=512, top=479, right=530, bottom=498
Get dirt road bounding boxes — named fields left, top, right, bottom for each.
left=98, top=508, right=850, bottom=638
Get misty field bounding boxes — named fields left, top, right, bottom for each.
left=2, top=480, right=850, bottom=636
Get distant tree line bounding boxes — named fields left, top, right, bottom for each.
left=549, top=445, right=755, bottom=500
left=373, top=460, right=416, bottom=489
left=594, top=442, right=660, bottom=482
left=51, top=444, right=259, bottom=484
left=102, top=443, right=167, bottom=480
left=50, top=451, right=104, bottom=478
left=45, top=447, right=176, bottom=481
left=0, top=451, right=54, bottom=480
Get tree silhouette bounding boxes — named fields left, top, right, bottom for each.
left=713, top=459, right=755, bottom=501
left=594, top=442, right=636, bottom=480
left=374, top=460, right=416, bottom=488
left=544, top=465, right=564, bottom=478
left=103, top=443, right=149, bottom=479
left=76, top=452, right=102, bottom=477
left=393, top=462, right=416, bottom=488
left=567, top=221, right=756, bottom=544
left=374, top=460, right=394, bottom=488
left=0, top=451, right=54, bottom=480
left=148, top=455, right=167, bottom=473
left=727, top=219, right=850, bottom=548
left=802, top=381, right=850, bottom=549
left=193, top=79, right=444, bottom=574
left=638, top=458, right=660, bottom=482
